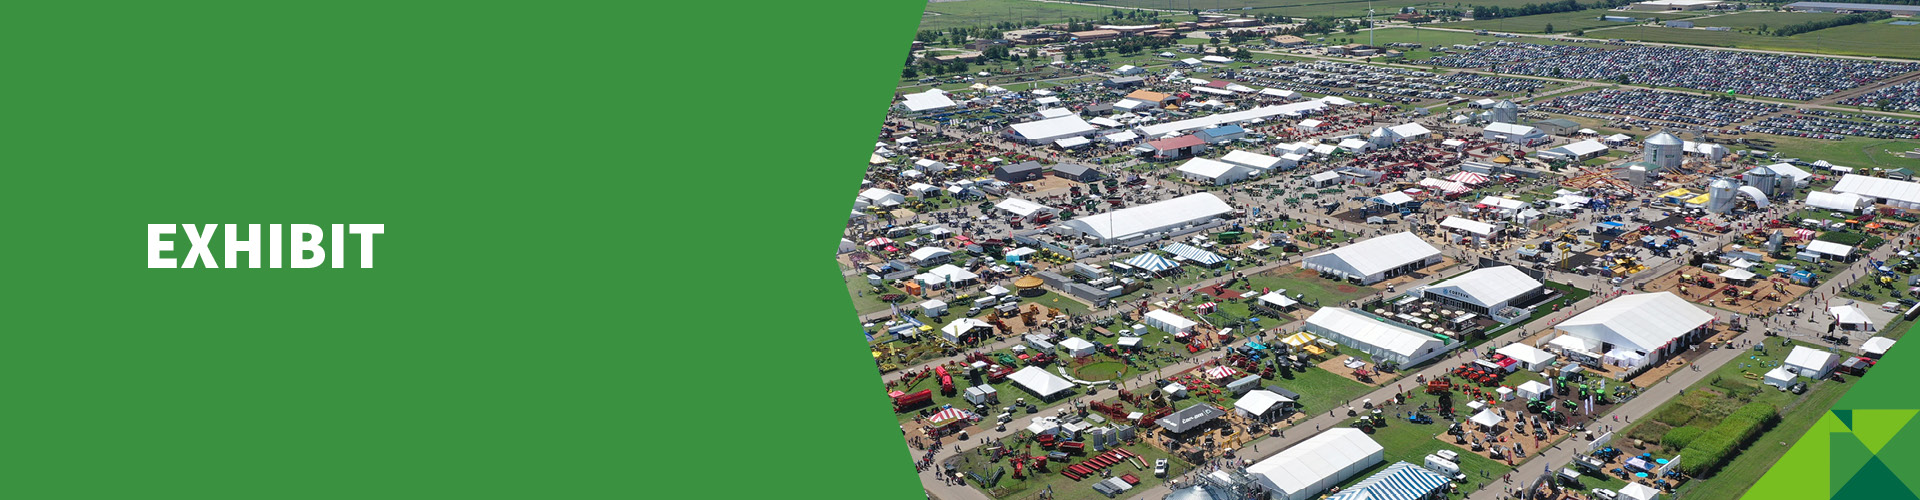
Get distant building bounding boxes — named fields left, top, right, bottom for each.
left=964, top=39, right=1011, bottom=51
left=1070, top=29, right=1121, bottom=41
left=1665, top=20, right=1694, bottom=28
left=1531, top=118, right=1581, bottom=136
left=1269, top=35, right=1309, bottom=47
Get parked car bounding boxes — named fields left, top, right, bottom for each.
left=1154, top=459, right=1169, bottom=477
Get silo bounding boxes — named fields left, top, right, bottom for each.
left=1490, top=100, right=1519, bottom=124
left=1707, top=177, right=1738, bottom=214
left=1744, top=166, right=1778, bottom=198
left=1628, top=165, right=1649, bottom=188
left=1645, top=131, right=1684, bottom=170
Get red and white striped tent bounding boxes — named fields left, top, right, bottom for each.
left=1794, top=229, right=1816, bottom=241
left=1204, top=366, right=1238, bottom=380
left=1447, top=171, right=1489, bottom=185
left=865, top=237, right=894, bottom=247
left=928, top=407, right=976, bottom=426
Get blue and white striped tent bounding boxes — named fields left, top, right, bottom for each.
left=1122, top=253, right=1180, bottom=273
left=1161, top=242, right=1226, bottom=266
left=1325, top=461, right=1449, bottom=500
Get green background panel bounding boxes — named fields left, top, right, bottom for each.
left=4, top=1, right=926, bottom=499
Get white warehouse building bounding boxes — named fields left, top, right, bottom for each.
left=1303, top=308, right=1451, bottom=366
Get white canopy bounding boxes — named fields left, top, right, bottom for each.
left=1806, top=240, right=1854, bottom=257
left=1236, top=390, right=1294, bottom=416
left=1864, top=337, right=1897, bottom=356
left=1060, top=337, right=1097, bottom=357
left=995, top=198, right=1054, bottom=217
left=1517, top=380, right=1553, bottom=400
left=1550, top=334, right=1599, bottom=354
left=1619, top=481, right=1661, bottom=500
left=1145, top=309, right=1199, bottom=334
left=1764, top=366, right=1796, bottom=389
left=941, top=318, right=991, bottom=343
left=1719, top=268, right=1756, bottom=281
left=1469, top=408, right=1505, bottom=429
left=1439, top=216, right=1496, bottom=236
left=1373, top=191, right=1415, bottom=205
left=1496, top=343, right=1556, bottom=370
left=1830, top=304, right=1873, bottom=328
left=1835, top=174, right=1920, bottom=207
left=1785, top=346, right=1839, bottom=379
left=1057, top=193, right=1233, bottom=243
left=1008, top=366, right=1075, bottom=398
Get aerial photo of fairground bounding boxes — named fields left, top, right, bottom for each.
left=839, top=1, right=1919, bottom=499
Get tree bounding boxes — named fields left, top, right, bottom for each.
left=1544, top=23, right=1555, bottom=33
left=903, top=66, right=918, bottom=78
left=1344, top=22, right=1359, bottom=34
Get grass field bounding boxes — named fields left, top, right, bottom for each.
left=1750, top=135, right=1920, bottom=171
left=1595, top=21, right=1920, bottom=60
left=921, top=0, right=1181, bottom=30
left=1436, top=9, right=1696, bottom=34
left=1682, top=11, right=1840, bottom=31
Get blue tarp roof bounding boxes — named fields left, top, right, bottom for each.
left=1198, top=124, right=1245, bottom=137
left=1598, top=221, right=1625, bottom=228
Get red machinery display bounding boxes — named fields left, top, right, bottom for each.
left=892, top=389, right=933, bottom=412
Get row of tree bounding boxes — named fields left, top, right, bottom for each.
left=1766, top=11, right=1890, bottom=37
left=1467, top=0, right=1634, bottom=20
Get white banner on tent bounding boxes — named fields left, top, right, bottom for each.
left=1657, top=454, right=1679, bottom=475
left=1587, top=430, right=1615, bottom=454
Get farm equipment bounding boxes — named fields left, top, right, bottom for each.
left=937, top=366, right=955, bottom=394
left=1426, top=378, right=1454, bottom=394
left=893, top=389, right=934, bottom=412
left=1408, top=413, right=1435, bottom=424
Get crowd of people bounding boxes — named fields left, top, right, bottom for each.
left=1537, top=88, right=1786, bottom=129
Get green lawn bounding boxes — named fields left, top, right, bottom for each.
left=1751, top=135, right=1920, bottom=171
left=1272, top=366, right=1375, bottom=417
left=1245, top=267, right=1381, bottom=309
left=847, top=277, right=904, bottom=315
left=1010, top=290, right=1093, bottom=317
left=1436, top=9, right=1696, bottom=34
left=1594, top=21, right=1920, bottom=60
left=1684, top=11, right=1843, bottom=31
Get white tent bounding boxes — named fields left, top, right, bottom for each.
left=1301, top=232, right=1441, bottom=284
left=1516, top=380, right=1553, bottom=400
left=941, top=318, right=990, bottom=343
left=1719, top=268, right=1756, bottom=281
left=1619, top=481, right=1662, bottom=500
left=920, top=299, right=948, bottom=316
left=995, top=198, right=1055, bottom=217
left=1829, top=304, right=1876, bottom=331
left=1806, top=240, right=1855, bottom=258
left=1303, top=308, right=1447, bottom=366
left=1145, top=309, right=1199, bottom=334
left=1549, top=335, right=1600, bottom=356
left=1834, top=174, right=1920, bottom=209
left=1178, top=157, right=1254, bottom=185
left=1764, top=366, right=1796, bottom=390
left=1807, top=191, right=1869, bottom=213
left=910, top=247, right=952, bottom=264
left=1439, top=216, right=1497, bottom=237
left=1055, top=193, right=1233, bottom=243
left=1008, top=366, right=1075, bottom=399
left=1557, top=292, right=1711, bottom=355
left=1496, top=343, right=1557, bottom=371
left=899, top=90, right=957, bottom=113
left=1864, top=336, right=1897, bottom=357
left=1785, top=346, right=1839, bottom=380
left=837, top=238, right=856, bottom=254
left=1469, top=408, right=1505, bottom=430
left=1235, top=390, right=1294, bottom=418
left=1060, top=337, right=1097, bottom=358
left=1244, top=429, right=1384, bottom=500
